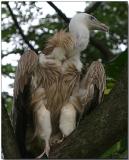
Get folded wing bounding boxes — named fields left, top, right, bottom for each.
left=13, top=50, right=38, bottom=157
left=79, top=60, right=106, bottom=112
left=14, top=50, right=38, bottom=99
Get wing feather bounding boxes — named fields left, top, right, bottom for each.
left=13, top=50, right=38, bottom=157
left=80, top=60, right=106, bottom=107
left=14, top=50, right=38, bottom=99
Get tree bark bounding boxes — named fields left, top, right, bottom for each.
left=2, top=97, right=21, bottom=159
left=2, top=61, right=127, bottom=159
left=49, top=63, right=127, bottom=158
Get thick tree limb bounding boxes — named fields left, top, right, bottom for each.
left=5, top=2, right=38, bottom=54
left=49, top=64, right=127, bottom=158
left=2, top=97, right=21, bottom=158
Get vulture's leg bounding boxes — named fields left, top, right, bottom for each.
left=35, top=104, right=52, bottom=158
left=59, top=103, right=76, bottom=138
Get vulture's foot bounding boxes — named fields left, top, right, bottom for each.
left=50, top=133, right=65, bottom=145
left=56, top=134, right=65, bottom=144
left=36, top=145, right=50, bottom=159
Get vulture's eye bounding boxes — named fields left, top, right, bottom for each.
left=90, top=16, right=96, bottom=21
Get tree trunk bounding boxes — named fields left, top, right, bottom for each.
left=49, top=64, right=127, bottom=158
left=2, top=98, right=21, bottom=158
left=2, top=65, right=127, bottom=159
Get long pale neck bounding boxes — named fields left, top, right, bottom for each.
left=69, top=24, right=90, bottom=52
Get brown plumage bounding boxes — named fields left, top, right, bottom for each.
left=13, top=30, right=106, bottom=158
left=80, top=60, right=106, bottom=106
left=12, top=11, right=110, bottom=158
left=43, top=30, right=75, bottom=56
left=30, top=61, right=80, bottom=135
left=14, top=50, right=38, bottom=98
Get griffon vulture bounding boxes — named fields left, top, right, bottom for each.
left=13, top=13, right=108, bottom=158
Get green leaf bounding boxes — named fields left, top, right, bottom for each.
left=105, top=51, right=127, bottom=80
left=2, top=64, right=16, bottom=75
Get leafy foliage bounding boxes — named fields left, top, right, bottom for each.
left=105, top=50, right=127, bottom=80
left=2, top=64, right=16, bottom=76
left=101, top=137, right=128, bottom=158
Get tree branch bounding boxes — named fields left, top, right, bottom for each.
left=90, top=37, right=114, bottom=60
left=2, top=52, right=11, bottom=58
left=2, top=49, right=24, bottom=58
left=5, top=2, right=38, bottom=54
left=2, top=97, right=21, bottom=158
left=47, top=1, right=70, bottom=23
left=85, top=2, right=102, bottom=13
left=49, top=64, right=127, bottom=158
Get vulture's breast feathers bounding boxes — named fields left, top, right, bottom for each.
left=30, top=30, right=82, bottom=115
left=31, top=53, right=80, bottom=112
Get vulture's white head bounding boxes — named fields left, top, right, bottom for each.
left=69, top=13, right=109, bottom=51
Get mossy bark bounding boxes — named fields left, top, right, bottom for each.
left=2, top=65, right=127, bottom=159
left=49, top=64, right=127, bottom=158
left=2, top=98, right=21, bottom=159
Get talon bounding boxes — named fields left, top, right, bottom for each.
left=50, top=134, right=65, bottom=145
left=36, top=151, right=45, bottom=159
left=36, top=143, right=50, bottom=158
left=56, top=134, right=65, bottom=144
left=36, top=151, right=49, bottom=159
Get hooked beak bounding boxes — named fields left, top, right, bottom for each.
left=91, top=20, right=109, bottom=32
left=97, top=22, right=109, bottom=32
